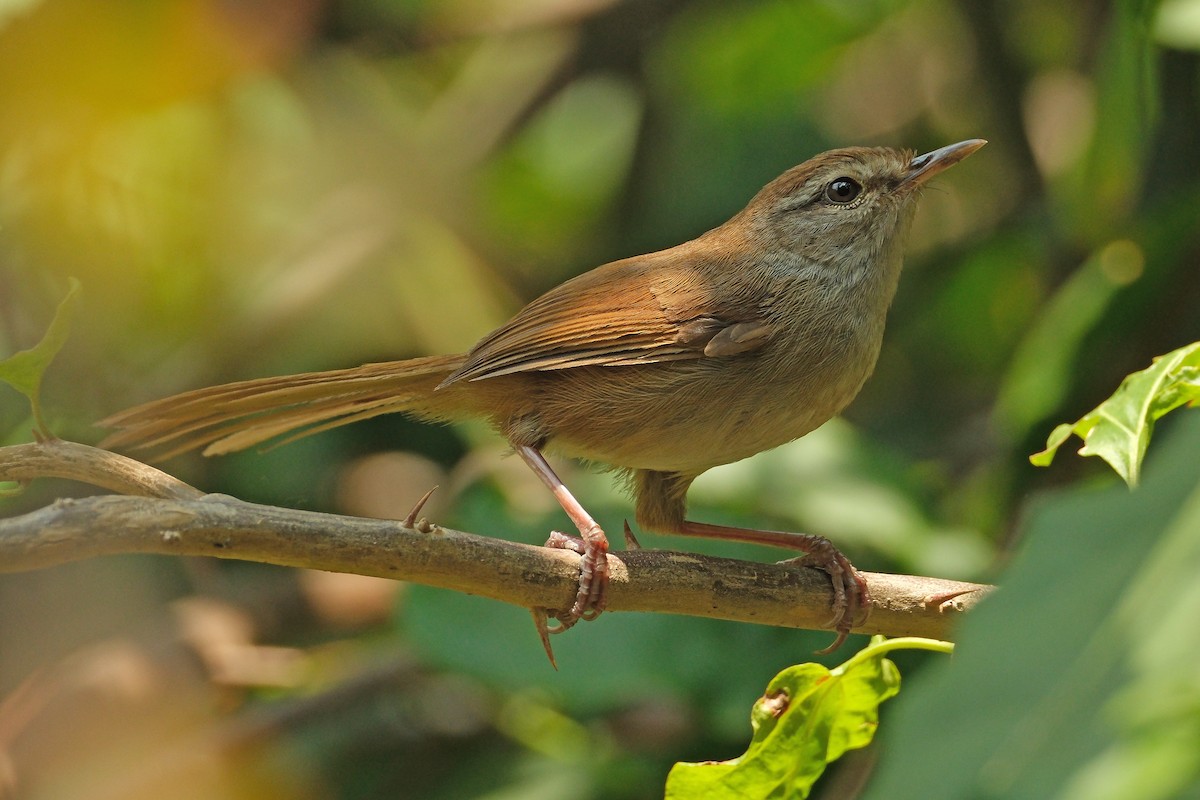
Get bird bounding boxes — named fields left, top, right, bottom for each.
left=102, top=138, right=986, bottom=655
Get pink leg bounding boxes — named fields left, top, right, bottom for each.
left=516, top=446, right=609, bottom=631
left=676, top=520, right=869, bottom=653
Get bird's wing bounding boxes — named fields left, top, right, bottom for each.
left=441, top=252, right=773, bottom=384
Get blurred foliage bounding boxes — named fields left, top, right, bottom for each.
left=866, top=413, right=1200, bottom=800
left=1, top=0, right=1199, bottom=798
left=0, top=276, right=78, bottom=438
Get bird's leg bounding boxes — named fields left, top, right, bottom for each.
left=674, top=520, right=869, bottom=653
left=515, top=445, right=609, bottom=631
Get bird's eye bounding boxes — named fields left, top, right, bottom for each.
left=825, top=177, right=862, bottom=204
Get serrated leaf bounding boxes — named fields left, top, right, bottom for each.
left=1031, top=342, right=1200, bottom=486
left=0, top=278, right=82, bottom=437
left=665, top=638, right=902, bottom=799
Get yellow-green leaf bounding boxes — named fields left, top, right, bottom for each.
left=0, top=278, right=82, bottom=438
left=1030, top=342, right=1200, bottom=486
left=665, top=637, right=906, bottom=800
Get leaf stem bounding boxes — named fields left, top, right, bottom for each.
left=832, top=636, right=954, bottom=676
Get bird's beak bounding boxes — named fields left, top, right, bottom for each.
left=902, top=139, right=987, bottom=186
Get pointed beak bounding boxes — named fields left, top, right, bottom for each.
left=902, top=139, right=987, bottom=186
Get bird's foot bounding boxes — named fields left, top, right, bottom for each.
left=780, top=534, right=870, bottom=654
left=532, top=530, right=609, bottom=669
left=674, top=520, right=870, bottom=654
left=544, top=528, right=609, bottom=627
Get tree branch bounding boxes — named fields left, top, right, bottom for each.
left=0, top=441, right=989, bottom=641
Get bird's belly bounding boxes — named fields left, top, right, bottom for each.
left=535, top=351, right=875, bottom=474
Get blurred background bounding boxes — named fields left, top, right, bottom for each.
left=1, top=0, right=1199, bottom=798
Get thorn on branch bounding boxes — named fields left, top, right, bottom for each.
left=402, top=486, right=439, bottom=531
left=923, top=588, right=979, bottom=612
left=623, top=520, right=641, bottom=549
left=531, top=607, right=559, bottom=670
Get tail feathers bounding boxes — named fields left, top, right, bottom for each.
left=101, top=355, right=466, bottom=459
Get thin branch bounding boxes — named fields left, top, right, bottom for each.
left=0, top=441, right=990, bottom=641
left=1, top=440, right=203, bottom=500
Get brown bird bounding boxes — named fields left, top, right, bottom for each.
left=102, top=139, right=985, bottom=653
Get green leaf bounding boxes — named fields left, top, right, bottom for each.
left=0, top=278, right=82, bottom=438
left=1030, top=342, right=1200, bottom=486
left=665, top=637, right=935, bottom=799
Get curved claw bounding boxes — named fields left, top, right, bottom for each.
left=814, top=629, right=849, bottom=656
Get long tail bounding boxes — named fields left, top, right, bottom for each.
left=100, top=355, right=467, bottom=459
